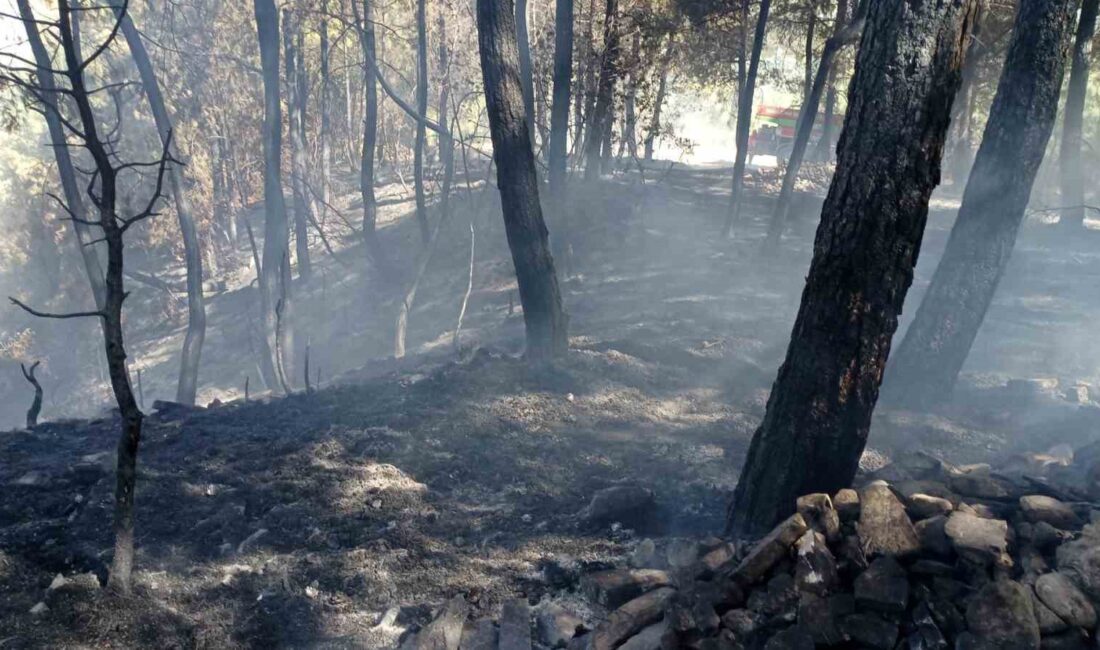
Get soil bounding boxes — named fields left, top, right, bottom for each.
left=3, top=164, right=1100, bottom=648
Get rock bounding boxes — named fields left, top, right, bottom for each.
left=944, top=512, right=1008, bottom=565
left=857, top=482, right=920, bottom=557
left=839, top=613, right=898, bottom=649
left=1031, top=521, right=1068, bottom=552
left=965, top=581, right=1039, bottom=650
left=909, top=602, right=948, bottom=650
left=14, top=471, right=44, bottom=486
left=499, top=599, right=532, bottom=650
left=617, top=619, right=669, bottom=650
left=459, top=619, right=498, bottom=650
left=1029, top=586, right=1068, bottom=635
left=579, top=486, right=655, bottom=530
left=631, top=539, right=659, bottom=569
left=1054, top=524, right=1100, bottom=601
left=950, top=472, right=1017, bottom=502
left=797, top=592, right=851, bottom=646
left=908, top=494, right=954, bottom=520
left=666, top=539, right=700, bottom=569
left=29, top=601, right=48, bottom=616
left=536, top=603, right=583, bottom=648
left=589, top=587, right=676, bottom=650
left=854, top=556, right=908, bottom=614
left=1020, top=496, right=1081, bottom=530
left=796, top=493, right=841, bottom=542
left=834, top=489, right=860, bottom=521
left=581, top=569, right=671, bottom=610
left=763, top=625, right=814, bottom=650
left=698, top=542, right=736, bottom=578
left=665, top=587, right=720, bottom=638
left=1038, top=630, right=1091, bottom=650
left=236, top=528, right=269, bottom=555
left=720, top=608, right=759, bottom=637
left=793, top=531, right=837, bottom=596
left=47, top=574, right=68, bottom=591
left=729, top=514, right=808, bottom=587
left=910, top=560, right=956, bottom=577
left=1034, top=572, right=1096, bottom=630
left=409, top=596, right=470, bottom=650
left=835, top=534, right=869, bottom=575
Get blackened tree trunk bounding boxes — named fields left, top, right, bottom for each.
left=21, top=362, right=42, bottom=429
left=517, top=0, right=537, bottom=143
left=644, top=36, right=674, bottom=161
left=728, top=0, right=978, bottom=537
left=17, top=0, right=106, bottom=311
left=319, top=0, right=332, bottom=232
left=1059, top=0, right=1098, bottom=229
left=946, top=0, right=985, bottom=187
left=575, top=0, right=598, bottom=153
left=764, top=0, right=866, bottom=249
left=353, top=0, right=383, bottom=269
left=114, top=6, right=207, bottom=406
left=414, top=0, right=431, bottom=245
left=255, top=0, right=293, bottom=391
left=722, top=0, right=771, bottom=236
left=548, top=0, right=574, bottom=194
left=620, top=32, right=641, bottom=161
left=803, top=2, right=816, bottom=104
left=477, top=0, right=570, bottom=361
left=583, top=0, right=619, bottom=181
left=285, top=11, right=313, bottom=283
left=883, top=0, right=1077, bottom=410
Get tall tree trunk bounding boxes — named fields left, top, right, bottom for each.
left=477, top=0, right=570, bottom=362
left=517, top=0, right=537, bottom=144
left=803, top=2, right=816, bottom=104
left=883, top=0, right=1077, bottom=410
left=255, top=0, right=293, bottom=391
left=722, top=0, right=772, bottom=236
left=17, top=0, right=107, bottom=311
left=114, top=7, right=207, bottom=406
left=353, top=0, right=383, bottom=269
left=764, top=0, right=866, bottom=249
left=1059, top=0, right=1099, bottom=229
left=621, top=32, right=640, bottom=161
left=728, top=0, right=978, bottom=537
left=584, top=0, right=620, bottom=180
left=284, top=10, right=313, bottom=283
left=414, top=0, right=431, bottom=245
left=320, top=0, right=332, bottom=233
left=946, top=0, right=985, bottom=187
left=575, top=0, right=598, bottom=154
left=548, top=0, right=574, bottom=193
left=644, top=36, right=674, bottom=161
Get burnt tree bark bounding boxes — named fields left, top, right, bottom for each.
left=284, top=10, right=313, bottom=282
left=254, top=0, right=293, bottom=391
left=414, top=0, right=431, bottom=244
left=114, top=5, right=207, bottom=406
left=548, top=0, right=574, bottom=193
left=728, top=0, right=978, bottom=537
left=883, top=0, right=1078, bottom=409
left=319, top=0, right=332, bottom=230
left=21, top=361, right=42, bottom=429
left=764, top=0, right=867, bottom=249
left=644, top=36, right=674, bottom=161
left=1059, top=0, right=1098, bottom=229
left=352, top=0, right=383, bottom=270
left=946, top=0, right=985, bottom=187
left=722, top=0, right=771, bottom=236
left=477, top=0, right=570, bottom=361
left=517, top=0, right=536, bottom=143
left=811, top=0, right=845, bottom=162
left=583, top=0, right=619, bottom=181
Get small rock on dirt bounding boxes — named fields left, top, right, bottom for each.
left=589, top=587, right=676, bottom=650
left=964, top=580, right=1039, bottom=650
left=499, top=599, right=532, bottom=650
left=730, top=513, right=808, bottom=587
left=578, top=486, right=656, bottom=530
left=1055, top=524, right=1100, bottom=600
left=536, top=603, right=583, bottom=648
left=1034, top=572, right=1096, bottom=630
left=854, top=556, right=908, bottom=614
left=1019, top=495, right=1080, bottom=530
left=834, top=488, right=860, bottom=521
left=581, top=569, right=671, bottom=610
left=944, top=511, right=1008, bottom=565
left=796, top=493, right=841, bottom=542
left=857, top=482, right=920, bottom=557
left=908, top=494, right=954, bottom=520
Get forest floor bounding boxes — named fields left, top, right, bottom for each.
left=3, top=163, right=1100, bottom=648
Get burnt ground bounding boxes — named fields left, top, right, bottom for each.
left=3, top=164, right=1100, bottom=647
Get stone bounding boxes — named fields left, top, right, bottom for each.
left=579, top=486, right=655, bottom=530
left=965, top=581, right=1039, bottom=650
left=666, top=539, right=700, bottom=569
left=748, top=572, right=799, bottom=623
left=1038, top=630, right=1091, bottom=650
left=236, top=528, right=269, bottom=555
left=854, top=556, right=909, bottom=614
left=944, top=511, right=1008, bottom=565
left=950, top=472, right=1017, bottom=502
left=1031, top=522, right=1068, bottom=552
left=536, top=603, right=583, bottom=648
left=698, top=542, right=736, bottom=578
left=589, top=587, right=676, bottom=650
left=835, top=534, right=869, bottom=575
left=857, top=482, right=920, bottom=557
left=29, top=601, right=47, bottom=616
left=416, top=595, right=469, bottom=650
left=459, top=619, right=498, bottom=650
left=908, top=494, right=954, bottom=520
left=1029, top=586, right=1068, bottom=635
left=1054, top=524, right=1100, bottom=601
left=631, top=539, right=659, bottom=569
left=720, top=608, right=759, bottom=637
left=909, top=560, right=956, bottom=577
left=730, top=514, right=808, bottom=587
left=797, top=592, right=851, bottom=646
left=581, top=569, right=671, bottom=610
left=1020, top=496, right=1081, bottom=530
left=14, top=471, right=44, bottom=486
left=1034, top=572, right=1096, bottom=630
left=834, top=489, right=860, bottom=521
left=763, top=625, right=814, bottom=650
left=839, top=613, right=898, bottom=649
left=793, top=531, right=838, bottom=596
left=617, top=620, right=669, bottom=650
left=499, top=599, right=532, bottom=650
left=796, top=493, right=841, bottom=542
left=909, top=602, right=948, bottom=650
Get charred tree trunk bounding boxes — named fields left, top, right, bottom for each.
left=284, top=11, right=313, bottom=283
left=803, top=2, right=816, bottom=104
left=583, top=0, right=619, bottom=181
left=883, top=0, right=1077, bottom=410
left=764, top=0, right=866, bottom=249
left=21, top=362, right=42, bottom=429
left=722, top=0, right=771, bottom=236
left=353, top=0, right=383, bottom=270
left=115, top=6, right=207, bottom=406
left=255, top=0, right=293, bottom=391
left=575, top=0, right=598, bottom=154
left=1059, top=0, right=1098, bottom=229
left=16, top=0, right=106, bottom=310
left=477, top=0, right=570, bottom=361
left=946, top=0, right=985, bottom=188
left=414, top=0, right=431, bottom=245
left=728, top=0, right=978, bottom=537
left=620, top=32, right=641, bottom=161
left=644, top=36, right=674, bottom=162
left=548, top=0, right=574, bottom=194
left=517, top=0, right=537, bottom=144
left=319, top=0, right=332, bottom=233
